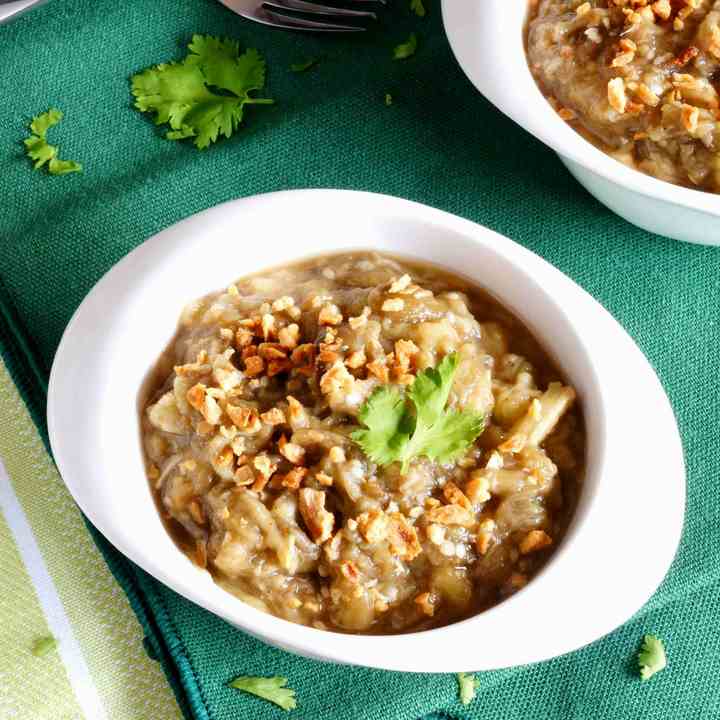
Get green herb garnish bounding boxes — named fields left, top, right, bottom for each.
left=290, top=58, right=318, bottom=73
left=229, top=675, right=297, bottom=710
left=352, top=353, right=484, bottom=473
left=32, top=635, right=58, bottom=657
left=24, top=109, right=82, bottom=176
left=393, top=33, right=418, bottom=60
left=131, top=34, right=273, bottom=149
left=638, top=635, right=666, bottom=680
left=457, top=672, right=479, bottom=705
left=410, top=0, right=426, bottom=17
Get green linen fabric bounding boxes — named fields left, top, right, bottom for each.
left=1, top=0, right=719, bottom=718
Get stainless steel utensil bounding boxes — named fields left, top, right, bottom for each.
left=0, top=0, right=46, bottom=25
left=217, top=0, right=383, bottom=31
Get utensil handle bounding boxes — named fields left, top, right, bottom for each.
left=0, top=0, right=46, bottom=24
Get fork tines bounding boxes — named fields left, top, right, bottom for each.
left=258, top=0, right=383, bottom=31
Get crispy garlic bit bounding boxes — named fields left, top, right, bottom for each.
left=519, top=530, right=553, bottom=555
left=298, top=488, right=334, bottom=544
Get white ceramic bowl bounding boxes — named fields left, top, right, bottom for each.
left=442, top=0, right=720, bottom=246
left=47, top=190, right=685, bottom=671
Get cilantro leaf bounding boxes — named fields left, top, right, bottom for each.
left=409, top=410, right=485, bottom=467
left=638, top=635, right=666, bottom=680
left=351, top=386, right=411, bottom=465
left=290, top=58, right=318, bottom=73
left=30, top=108, right=62, bottom=137
left=32, top=635, right=58, bottom=657
left=457, top=672, right=479, bottom=705
left=49, top=158, right=82, bottom=175
left=132, top=63, right=214, bottom=135
left=408, top=353, right=458, bottom=428
left=400, top=354, right=483, bottom=471
left=24, top=109, right=82, bottom=175
left=229, top=676, right=297, bottom=710
left=352, top=353, right=484, bottom=473
left=24, top=134, right=57, bottom=169
left=187, top=36, right=266, bottom=97
left=410, top=0, right=426, bottom=17
left=393, top=33, right=418, bottom=60
left=131, top=34, right=273, bottom=149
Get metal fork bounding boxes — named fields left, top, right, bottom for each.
left=217, top=0, right=384, bottom=32
left=0, top=0, right=47, bottom=25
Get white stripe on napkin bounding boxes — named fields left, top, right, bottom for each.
left=0, top=459, right=108, bottom=720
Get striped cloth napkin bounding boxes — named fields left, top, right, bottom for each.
left=0, top=358, right=182, bottom=720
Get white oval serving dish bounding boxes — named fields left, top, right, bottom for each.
left=47, top=190, right=685, bottom=672
left=442, top=0, right=720, bottom=246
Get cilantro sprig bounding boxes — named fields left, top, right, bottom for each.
left=352, top=353, right=484, bottom=473
left=393, top=33, right=418, bottom=60
left=24, top=109, right=82, bottom=176
left=131, top=34, right=274, bottom=149
left=457, top=672, right=479, bottom=705
left=410, top=0, right=426, bottom=17
left=229, top=675, right=297, bottom=710
left=290, top=58, right=319, bottom=73
left=638, top=635, right=666, bottom=680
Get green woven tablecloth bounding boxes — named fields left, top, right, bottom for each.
left=2, top=0, right=720, bottom=718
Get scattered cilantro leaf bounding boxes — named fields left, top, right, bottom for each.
left=229, top=676, right=297, bottom=710
left=30, top=108, right=62, bottom=137
left=32, top=635, right=58, bottom=657
left=385, top=93, right=393, bottom=106
left=24, top=109, right=82, bottom=175
left=166, top=125, right=196, bottom=141
left=352, top=353, right=484, bottom=473
left=393, top=33, right=418, bottom=60
left=24, top=134, right=57, bottom=169
left=638, top=635, right=666, bottom=680
left=290, top=58, right=318, bottom=73
left=185, top=35, right=264, bottom=97
left=457, top=672, right=479, bottom=705
left=410, top=0, right=426, bottom=17
left=131, top=34, right=273, bottom=149
left=48, top=158, right=83, bottom=175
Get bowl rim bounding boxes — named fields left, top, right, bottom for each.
left=441, top=0, right=720, bottom=218
left=46, top=189, right=685, bottom=672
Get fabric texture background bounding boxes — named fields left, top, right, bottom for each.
left=1, top=0, right=719, bottom=718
